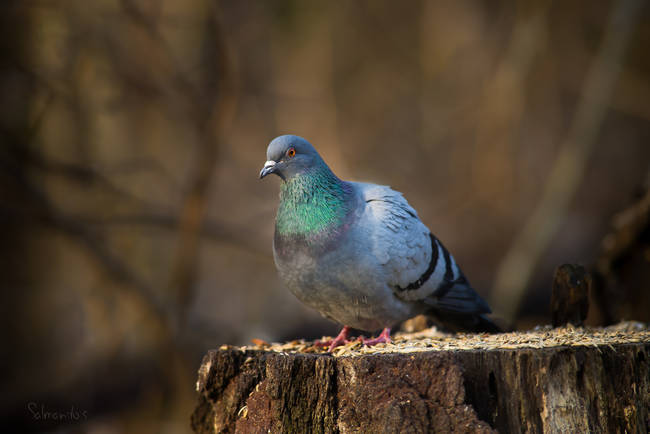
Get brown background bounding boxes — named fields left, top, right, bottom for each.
left=2, top=0, right=649, bottom=432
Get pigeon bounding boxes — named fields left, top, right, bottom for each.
left=260, top=135, right=500, bottom=350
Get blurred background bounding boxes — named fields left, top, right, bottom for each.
left=2, top=0, right=649, bottom=432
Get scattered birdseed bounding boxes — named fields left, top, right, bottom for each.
left=240, top=322, right=649, bottom=357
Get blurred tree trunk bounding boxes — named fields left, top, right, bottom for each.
left=593, top=185, right=650, bottom=324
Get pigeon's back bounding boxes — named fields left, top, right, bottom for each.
left=353, top=181, right=500, bottom=333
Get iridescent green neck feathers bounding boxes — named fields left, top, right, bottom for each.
left=276, top=167, right=351, bottom=237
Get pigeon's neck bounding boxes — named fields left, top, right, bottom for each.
left=276, top=167, right=352, bottom=237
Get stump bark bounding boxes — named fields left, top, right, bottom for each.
left=191, top=325, right=650, bottom=433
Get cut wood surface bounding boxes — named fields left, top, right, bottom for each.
left=192, top=323, right=650, bottom=433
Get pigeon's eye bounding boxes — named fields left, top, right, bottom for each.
left=286, top=147, right=296, bottom=158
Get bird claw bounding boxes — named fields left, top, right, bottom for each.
left=314, top=326, right=352, bottom=351
left=315, top=326, right=392, bottom=351
left=360, top=328, right=392, bottom=346
left=314, top=337, right=353, bottom=351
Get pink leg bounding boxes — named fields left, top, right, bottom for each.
left=360, top=328, right=392, bottom=346
left=315, top=326, right=352, bottom=351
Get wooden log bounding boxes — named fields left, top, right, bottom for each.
left=191, top=324, right=650, bottom=433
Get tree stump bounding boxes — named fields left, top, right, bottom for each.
left=191, top=323, right=650, bottom=433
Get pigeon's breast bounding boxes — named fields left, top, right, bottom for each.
left=272, top=220, right=353, bottom=286
left=273, top=219, right=418, bottom=331
left=273, top=230, right=345, bottom=313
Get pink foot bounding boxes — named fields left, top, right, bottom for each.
left=315, top=326, right=352, bottom=351
left=360, top=328, right=392, bottom=346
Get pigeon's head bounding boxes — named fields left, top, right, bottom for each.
left=259, top=135, right=324, bottom=181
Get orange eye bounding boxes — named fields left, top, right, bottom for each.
left=287, top=147, right=296, bottom=158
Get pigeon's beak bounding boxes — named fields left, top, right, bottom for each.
left=259, top=160, right=277, bottom=179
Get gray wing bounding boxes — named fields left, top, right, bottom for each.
left=356, top=182, right=491, bottom=315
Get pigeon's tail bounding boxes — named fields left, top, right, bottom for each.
left=424, top=280, right=502, bottom=333
left=439, top=311, right=501, bottom=333
left=474, top=314, right=502, bottom=333
left=427, top=310, right=502, bottom=333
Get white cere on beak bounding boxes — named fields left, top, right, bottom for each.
left=260, top=160, right=278, bottom=179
